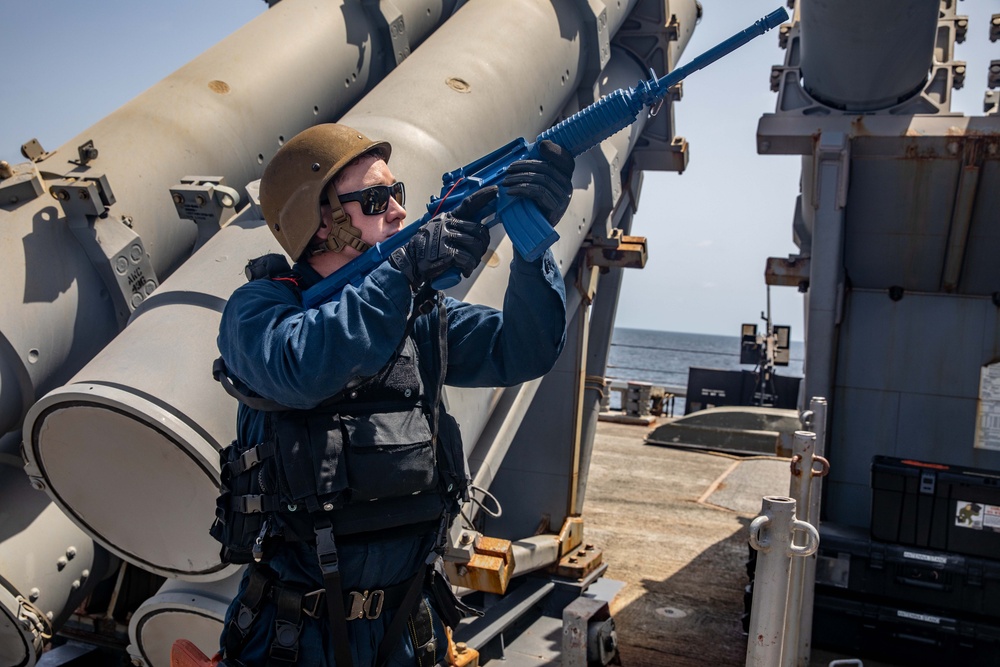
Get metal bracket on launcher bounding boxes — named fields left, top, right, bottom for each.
left=987, top=41, right=1000, bottom=114
left=50, top=174, right=159, bottom=327
left=170, top=176, right=241, bottom=227
left=579, top=0, right=611, bottom=100
left=812, top=132, right=850, bottom=212
left=20, top=138, right=52, bottom=163
left=610, top=0, right=689, bottom=173
left=383, top=0, right=409, bottom=65
left=363, top=0, right=410, bottom=65
left=585, top=228, right=647, bottom=270
left=766, top=255, right=811, bottom=292
left=0, top=160, right=45, bottom=206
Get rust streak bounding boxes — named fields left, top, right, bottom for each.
left=850, top=116, right=871, bottom=136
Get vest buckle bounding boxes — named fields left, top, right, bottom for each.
left=301, top=588, right=325, bottom=619
left=347, top=589, right=385, bottom=620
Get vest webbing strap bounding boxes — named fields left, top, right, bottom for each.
left=213, top=358, right=289, bottom=412
left=432, top=289, right=448, bottom=444
left=269, top=585, right=303, bottom=664
left=374, top=289, right=448, bottom=666
left=224, top=441, right=276, bottom=477
left=330, top=218, right=372, bottom=254
left=374, top=563, right=429, bottom=667
left=323, top=205, right=371, bottom=254
left=230, top=493, right=281, bottom=514
left=225, top=566, right=269, bottom=659
left=314, top=521, right=353, bottom=667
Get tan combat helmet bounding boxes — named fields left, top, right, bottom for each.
left=259, top=124, right=391, bottom=260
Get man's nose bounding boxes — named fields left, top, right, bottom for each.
left=389, top=198, right=406, bottom=225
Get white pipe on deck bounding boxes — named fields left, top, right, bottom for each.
left=781, top=431, right=819, bottom=667
left=792, top=398, right=829, bottom=667
left=746, top=496, right=818, bottom=667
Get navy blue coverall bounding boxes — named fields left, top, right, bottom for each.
left=216, top=249, right=566, bottom=666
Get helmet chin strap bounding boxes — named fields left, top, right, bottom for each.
left=316, top=202, right=371, bottom=255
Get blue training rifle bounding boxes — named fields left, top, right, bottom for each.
left=302, top=6, right=788, bottom=308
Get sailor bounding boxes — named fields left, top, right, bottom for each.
left=210, top=123, right=574, bottom=666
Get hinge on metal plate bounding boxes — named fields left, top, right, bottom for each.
left=20, top=138, right=52, bottom=163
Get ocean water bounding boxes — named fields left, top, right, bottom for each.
left=606, top=328, right=805, bottom=414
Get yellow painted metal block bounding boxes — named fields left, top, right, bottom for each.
left=444, top=536, right=515, bottom=594
left=555, top=543, right=603, bottom=580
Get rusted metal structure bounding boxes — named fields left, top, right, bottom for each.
left=757, top=1, right=1000, bottom=664
left=760, top=0, right=1000, bottom=527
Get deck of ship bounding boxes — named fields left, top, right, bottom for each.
left=587, top=418, right=900, bottom=667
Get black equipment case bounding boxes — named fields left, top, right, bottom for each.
left=812, top=591, right=1000, bottom=667
left=816, top=521, right=1000, bottom=618
left=871, top=455, right=1000, bottom=560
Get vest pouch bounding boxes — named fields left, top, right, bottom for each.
left=211, top=439, right=265, bottom=564
left=428, top=559, right=477, bottom=628
left=272, top=412, right=348, bottom=507
left=435, top=410, right=469, bottom=504
left=342, top=407, right=437, bottom=501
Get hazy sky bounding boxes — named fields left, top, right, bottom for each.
left=2, top=0, right=996, bottom=339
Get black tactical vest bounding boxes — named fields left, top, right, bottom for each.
left=210, top=255, right=468, bottom=564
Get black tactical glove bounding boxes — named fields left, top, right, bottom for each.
left=501, top=139, right=575, bottom=226
left=389, top=187, right=496, bottom=287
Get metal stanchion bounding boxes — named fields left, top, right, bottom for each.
left=746, top=496, right=819, bottom=667
left=781, top=429, right=830, bottom=667
left=794, top=398, right=829, bottom=666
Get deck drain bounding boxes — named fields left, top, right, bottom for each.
left=656, top=606, right=688, bottom=619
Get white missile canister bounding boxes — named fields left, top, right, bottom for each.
left=22, top=214, right=274, bottom=581
left=0, top=459, right=118, bottom=667
left=127, top=571, right=242, bottom=667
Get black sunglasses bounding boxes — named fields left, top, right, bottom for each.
left=334, top=182, right=405, bottom=215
